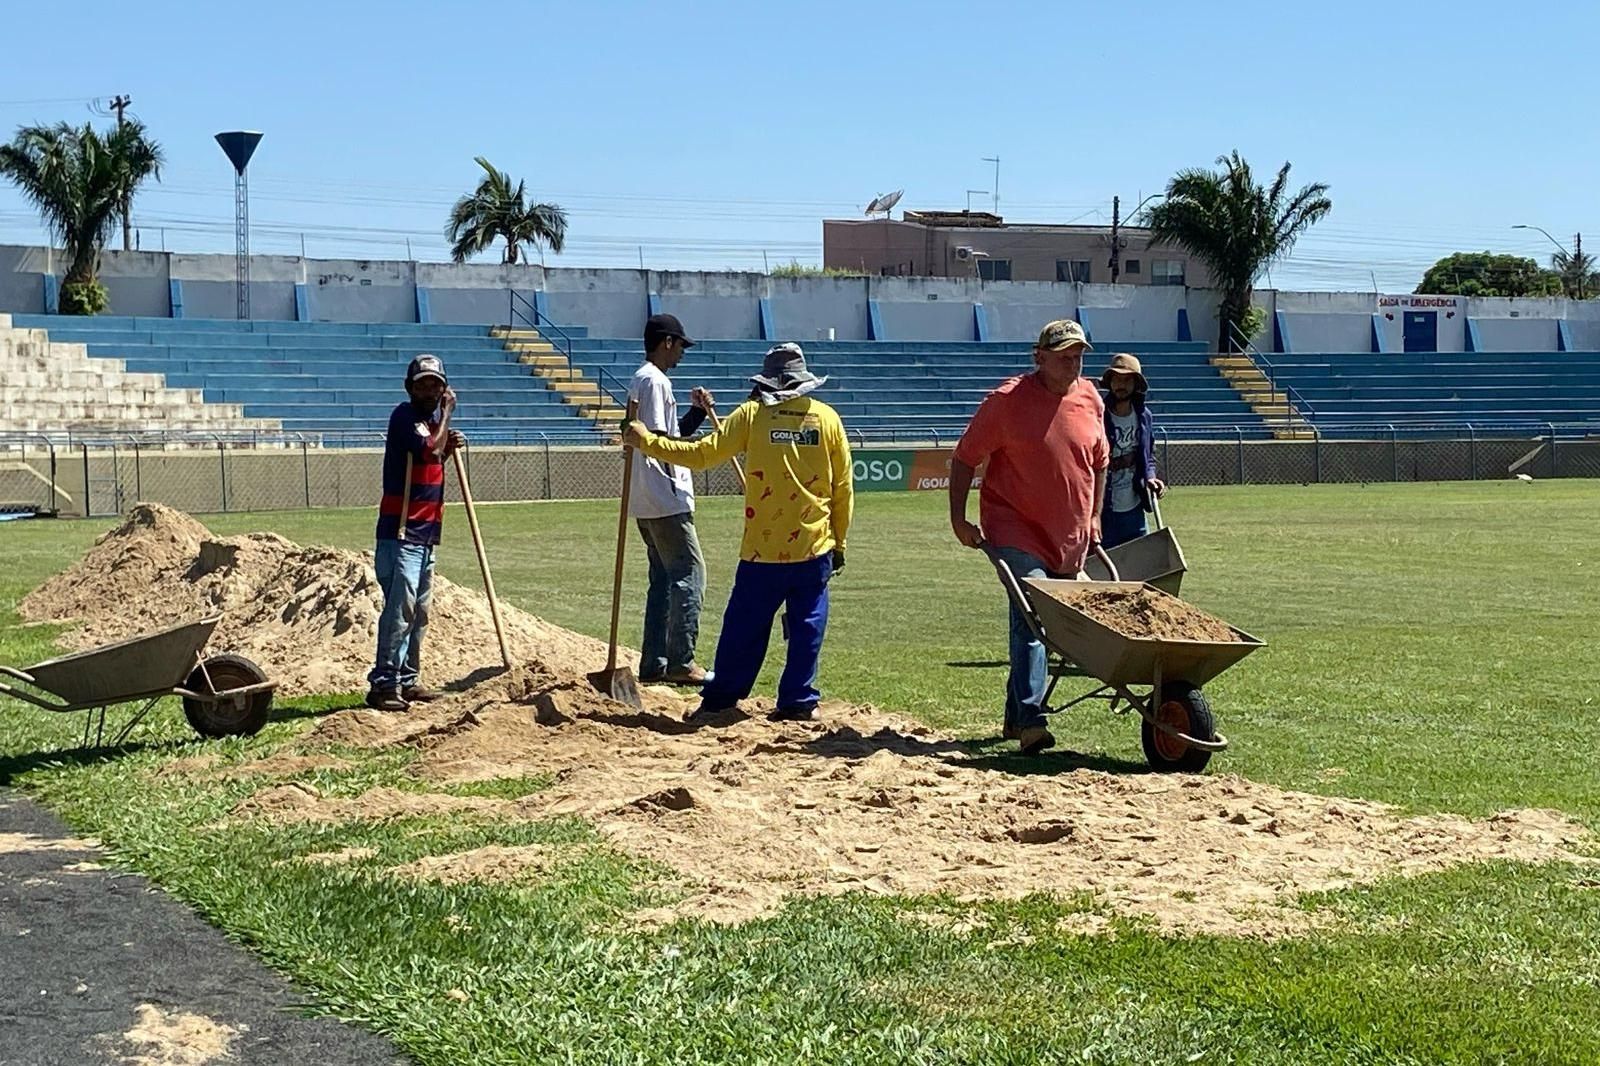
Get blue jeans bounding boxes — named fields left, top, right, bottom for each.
left=701, top=554, right=832, bottom=711
left=636, top=512, right=706, bottom=677
left=368, top=538, right=436, bottom=691
left=992, top=545, right=1066, bottom=734
left=1100, top=505, right=1148, bottom=549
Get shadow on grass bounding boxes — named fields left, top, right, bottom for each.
left=267, top=696, right=365, bottom=724
left=944, top=660, right=1008, bottom=669
left=0, top=739, right=186, bottom=783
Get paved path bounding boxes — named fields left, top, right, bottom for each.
left=0, top=788, right=405, bottom=1065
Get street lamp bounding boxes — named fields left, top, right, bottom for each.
left=1514, top=224, right=1585, bottom=299
left=1110, top=193, right=1164, bottom=284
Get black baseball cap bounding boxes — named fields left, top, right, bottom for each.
left=406, top=353, right=447, bottom=386
left=644, top=313, right=696, bottom=350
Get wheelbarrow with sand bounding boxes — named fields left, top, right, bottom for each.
left=0, top=616, right=275, bottom=747
left=986, top=545, right=1262, bottom=772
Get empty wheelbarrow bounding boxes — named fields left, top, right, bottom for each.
left=0, top=615, right=276, bottom=746
left=1084, top=499, right=1186, bottom=594
left=988, top=549, right=1262, bottom=772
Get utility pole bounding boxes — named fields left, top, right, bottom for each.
left=1108, top=196, right=1121, bottom=284
left=110, top=95, right=132, bottom=251
left=1577, top=232, right=1586, bottom=300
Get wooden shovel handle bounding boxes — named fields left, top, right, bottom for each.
left=605, top=401, right=639, bottom=673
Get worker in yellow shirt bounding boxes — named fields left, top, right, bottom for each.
left=623, top=342, right=853, bottom=723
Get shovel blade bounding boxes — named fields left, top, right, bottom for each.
left=587, top=667, right=643, bottom=708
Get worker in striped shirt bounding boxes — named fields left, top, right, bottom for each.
left=367, top=354, right=464, bottom=713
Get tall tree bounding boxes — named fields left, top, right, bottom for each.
left=1550, top=247, right=1598, bottom=300
left=1415, top=252, right=1563, bottom=298
left=446, top=157, right=567, bottom=265
left=0, top=120, right=164, bottom=314
left=1145, top=151, right=1332, bottom=351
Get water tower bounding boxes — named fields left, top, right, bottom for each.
left=214, top=131, right=263, bottom=320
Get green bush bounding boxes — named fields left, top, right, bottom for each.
left=60, top=279, right=109, bottom=316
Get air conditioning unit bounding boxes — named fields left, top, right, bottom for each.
left=955, top=246, right=974, bottom=261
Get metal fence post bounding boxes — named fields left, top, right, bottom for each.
left=1235, top=426, right=1245, bottom=485
left=1547, top=423, right=1559, bottom=478
left=1312, top=426, right=1322, bottom=484
left=218, top=439, right=228, bottom=512
left=48, top=442, right=59, bottom=514
left=1389, top=424, right=1399, bottom=483
left=80, top=444, right=91, bottom=517
left=1159, top=427, right=1169, bottom=480
left=1466, top=423, right=1477, bottom=481
left=542, top=434, right=552, bottom=500
left=301, top=440, right=311, bottom=508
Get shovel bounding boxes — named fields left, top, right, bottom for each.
left=588, top=401, right=644, bottom=707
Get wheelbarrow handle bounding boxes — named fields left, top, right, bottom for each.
left=1150, top=495, right=1164, bottom=531
left=1089, top=542, right=1120, bottom=582
left=974, top=541, right=1050, bottom=646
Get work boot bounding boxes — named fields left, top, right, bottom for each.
left=768, top=705, right=817, bottom=723
left=664, top=664, right=707, bottom=686
left=365, top=687, right=409, bottom=713
left=402, top=685, right=443, bottom=703
left=1018, top=726, right=1055, bottom=755
left=685, top=700, right=739, bottom=725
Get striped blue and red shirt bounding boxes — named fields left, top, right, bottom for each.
left=376, top=401, right=445, bottom=545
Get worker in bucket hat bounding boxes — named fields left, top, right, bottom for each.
left=623, top=342, right=853, bottom=724
left=1100, top=352, right=1165, bottom=549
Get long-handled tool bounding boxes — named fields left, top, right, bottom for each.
left=451, top=447, right=511, bottom=670
left=588, top=401, right=644, bottom=707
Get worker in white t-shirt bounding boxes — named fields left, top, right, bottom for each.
left=628, top=313, right=714, bottom=684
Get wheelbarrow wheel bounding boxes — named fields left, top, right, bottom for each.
left=183, top=653, right=272, bottom=738
left=1141, top=681, right=1215, bottom=773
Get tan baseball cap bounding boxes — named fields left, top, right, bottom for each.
left=1036, top=319, right=1092, bottom=352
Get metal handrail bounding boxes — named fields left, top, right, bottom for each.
left=508, top=289, right=578, bottom=382
left=1228, top=321, right=1317, bottom=427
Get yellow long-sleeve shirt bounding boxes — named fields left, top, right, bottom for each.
left=633, top=397, right=853, bottom=563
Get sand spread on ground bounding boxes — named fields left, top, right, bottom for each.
left=114, top=1003, right=239, bottom=1066
left=20, top=503, right=614, bottom=696
left=262, top=665, right=1592, bottom=936
left=25, top=506, right=1594, bottom=937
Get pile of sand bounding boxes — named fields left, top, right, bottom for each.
left=20, top=503, right=613, bottom=696
left=240, top=666, right=1591, bottom=936
left=1036, top=584, right=1243, bottom=643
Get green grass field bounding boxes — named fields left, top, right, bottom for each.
left=2, top=482, right=1598, bottom=1064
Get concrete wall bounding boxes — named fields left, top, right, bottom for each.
left=651, top=271, right=762, bottom=339
left=1281, top=312, right=1372, bottom=352
left=1080, top=283, right=1186, bottom=342
left=872, top=276, right=978, bottom=341
left=99, top=250, right=171, bottom=317
left=0, top=245, right=48, bottom=314
left=768, top=276, right=870, bottom=341
left=2, top=244, right=1596, bottom=352
left=172, top=252, right=299, bottom=321
left=1472, top=317, right=1560, bottom=351
left=981, top=281, right=1077, bottom=342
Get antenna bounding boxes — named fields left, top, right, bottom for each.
left=215, top=131, right=263, bottom=320
left=864, top=189, right=904, bottom=218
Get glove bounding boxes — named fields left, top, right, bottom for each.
left=830, top=548, right=845, bottom=576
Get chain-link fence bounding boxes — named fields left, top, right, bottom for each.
left=1, top=424, right=1595, bottom=518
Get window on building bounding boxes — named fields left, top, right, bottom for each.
left=1150, top=259, right=1186, bottom=286
left=1055, top=259, right=1092, bottom=283
left=1124, top=259, right=1141, bottom=275
left=977, top=258, right=1012, bottom=281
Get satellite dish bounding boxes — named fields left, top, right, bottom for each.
left=865, top=189, right=904, bottom=217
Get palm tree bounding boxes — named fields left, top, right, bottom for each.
left=0, top=120, right=164, bottom=314
left=1550, top=247, right=1598, bottom=300
left=446, top=157, right=567, bottom=265
left=1145, top=151, right=1331, bottom=351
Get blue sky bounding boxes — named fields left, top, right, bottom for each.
left=0, top=0, right=1591, bottom=290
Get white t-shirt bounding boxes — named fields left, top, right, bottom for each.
left=627, top=362, right=696, bottom=518
left=1107, top=408, right=1140, bottom=513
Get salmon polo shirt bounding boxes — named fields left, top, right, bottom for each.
left=952, top=373, right=1109, bottom=575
